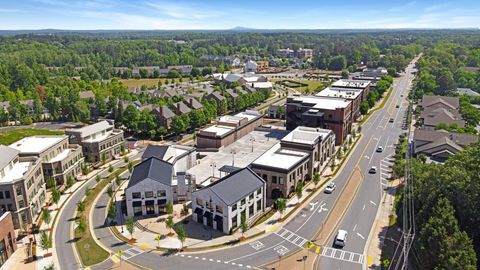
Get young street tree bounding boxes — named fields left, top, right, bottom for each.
left=66, top=176, right=75, bottom=193
left=95, top=175, right=101, bottom=183
left=106, top=184, right=114, bottom=198
left=76, top=218, right=87, bottom=237
left=107, top=202, right=116, bottom=223
left=165, top=201, right=173, bottom=215
left=154, top=234, right=162, bottom=248
left=39, top=231, right=52, bottom=254
left=295, top=181, right=304, bottom=199
left=276, top=198, right=287, bottom=219
left=42, top=208, right=52, bottom=230
left=77, top=200, right=86, bottom=215
left=240, top=212, right=248, bottom=236
left=51, top=187, right=61, bottom=209
left=126, top=217, right=135, bottom=239
left=165, top=216, right=174, bottom=234
left=175, top=224, right=187, bottom=249
left=313, top=172, right=321, bottom=186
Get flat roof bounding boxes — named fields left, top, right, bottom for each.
left=70, top=120, right=112, bottom=138
left=234, top=110, right=262, bottom=121
left=252, top=82, right=273, bottom=88
left=251, top=143, right=308, bottom=170
left=188, top=129, right=288, bottom=187
left=48, top=148, right=71, bottom=163
left=9, top=135, right=66, bottom=154
left=291, top=95, right=351, bottom=110
left=282, top=126, right=333, bottom=145
left=201, top=125, right=235, bottom=136
left=316, top=87, right=362, bottom=100
left=0, top=161, right=31, bottom=183
left=331, top=79, right=371, bottom=89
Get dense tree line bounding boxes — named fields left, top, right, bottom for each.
left=396, top=143, right=480, bottom=269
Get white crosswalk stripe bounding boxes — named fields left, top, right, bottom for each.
left=274, top=227, right=308, bottom=248
left=320, top=247, right=364, bottom=264
left=120, top=247, right=144, bottom=260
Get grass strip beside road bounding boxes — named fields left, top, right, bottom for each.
left=0, top=128, right=64, bottom=145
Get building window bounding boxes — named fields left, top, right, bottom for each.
left=262, top=174, right=268, bottom=181
left=6, top=204, right=12, bottom=211
left=196, top=198, right=203, bottom=207
left=145, top=191, right=154, bottom=198
left=249, top=204, right=254, bottom=216
left=19, top=200, right=24, bottom=208
left=4, top=192, right=10, bottom=199
left=241, top=199, right=246, bottom=205
left=272, top=176, right=277, bottom=184
left=231, top=216, right=237, bottom=228
left=232, top=204, right=237, bottom=212
left=16, top=186, right=22, bottom=196
left=249, top=193, right=254, bottom=200
left=216, top=205, right=223, bottom=214
left=157, top=190, right=166, bottom=197
left=257, top=200, right=262, bottom=212
left=279, top=177, right=284, bottom=185
left=0, top=192, right=3, bottom=199
left=132, top=192, right=141, bottom=199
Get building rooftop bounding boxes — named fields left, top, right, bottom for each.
left=68, top=120, right=113, bottom=138
left=316, top=86, right=363, bottom=100
left=0, top=145, right=20, bottom=170
left=455, top=88, right=480, bottom=97
left=281, top=126, right=333, bottom=146
left=48, top=148, right=72, bottom=163
left=0, top=161, right=32, bottom=183
left=233, top=110, right=262, bottom=122
left=196, top=167, right=265, bottom=206
left=420, top=96, right=459, bottom=110
left=142, top=144, right=194, bottom=164
left=127, top=157, right=174, bottom=189
left=200, top=125, right=235, bottom=137
left=9, top=135, right=66, bottom=155
left=290, top=95, right=351, bottom=110
left=331, top=79, right=371, bottom=89
left=251, top=143, right=309, bottom=171
left=251, top=82, right=273, bottom=89
left=414, top=129, right=478, bottom=146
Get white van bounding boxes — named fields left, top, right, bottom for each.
left=334, top=230, right=348, bottom=247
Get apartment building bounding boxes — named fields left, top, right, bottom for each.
left=286, top=95, right=352, bottom=145
left=191, top=167, right=266, bottom=234
left=9, top=135, right=84, bottom=185
left=197, top=110, right=263, bottom=149
left=0, top=146, right=46, bottom=229
left=0, top=212, right=16, bottom=267
left=65, top=120, right=125, bottom=163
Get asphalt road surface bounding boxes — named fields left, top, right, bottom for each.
left=53, top=57, right=418, bottom=270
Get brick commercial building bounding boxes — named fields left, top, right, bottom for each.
left=251, top=126, right=335, bottom=203
left=196, top=110, right=263, bottom=149
left=0, top=212, right=16, bottom=267
left=0, top=146, right=46, bottom=229
left=9, top=135, right=84, bottom=185
left=286, top=95, right=352, bottom=145
left=65, top=120, right=125, bottom=163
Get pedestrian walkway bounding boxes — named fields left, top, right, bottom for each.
left=321, top=247, right=364, bottom=264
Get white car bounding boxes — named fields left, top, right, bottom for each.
left=334, top=230, right=348, bottom=247
left=324, top=182, right=336, bottom=194
left=369, top=166, right=377, bottom=174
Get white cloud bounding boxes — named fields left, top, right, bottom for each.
left=145, top=2, right=224, bottom=19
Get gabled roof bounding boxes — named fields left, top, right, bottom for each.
left=0, top=145, right=20, bottom=170
left=153, top=106, right=176, bottom=119
left=415, top=136, right=464, bottom=154
left=79, top=90, right=95, bottom=99
left=127, top=157, right=174, bottom=189
left=414, top=129, right=478, bottom=146
left=207, top=92, right=226, bottom=102
left=420, top=96, right=459, bottom=110
left=225, top=89, right=239, bottom=99
left=184, top=97, right=203, bottom=110
left=142, top=144, right=195, bottom=164
left=70, top=120, right=112, bottom=138
left=170, top=102, right=191, bottom=114
left=194, top=167, right=265, bottom=206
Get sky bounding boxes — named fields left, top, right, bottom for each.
left=0, top=0, right=479, bottom=30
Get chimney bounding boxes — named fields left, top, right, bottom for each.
left=160, top=106, right=164, bottom=115
left=189, top=98, right=193, bottom=107
left=177, top=103, right=181, bottom=111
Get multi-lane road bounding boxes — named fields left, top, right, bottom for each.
left=53, top=56, right=419, bottom=270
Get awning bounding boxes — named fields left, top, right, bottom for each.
left=157, top=199, right=167, bottom=205
left=214, top=215, right=223, bottom=222
left=145, top=200, right=154, bottom=206
left=132, top=201, right=142, bottom=207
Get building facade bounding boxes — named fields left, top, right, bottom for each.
left=286, top=95, right=352, bottom=145
left=0, top=146, right=46, bottom=229
left=191, top=168, right=266, bottom=234
left=9, top=135, right=84, bottom=185
left=0, top=212, right=16, bottom=267
left=65, top=120, right=125, bottom=163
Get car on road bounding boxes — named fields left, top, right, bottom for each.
left=324, top=182, right=336, bottom=193
left=396, top=105, right=399, bottom=108
left=376, top=146, right=383, bottom=153
left=369, top=166, right=377, bottom=174
left=389, top=118, right=394, bottom=123
left=334, top=230, right=348, bottom=247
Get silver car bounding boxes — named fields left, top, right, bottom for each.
left=324, top=182, right=336, bottom=193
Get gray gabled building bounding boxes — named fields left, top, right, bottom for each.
left=191, top=167, right=266, bottom=234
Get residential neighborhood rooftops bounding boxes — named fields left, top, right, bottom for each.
left=414, top=129, right=478, bottom=146
left=198, top=167, right=265, bottom=206
left=251, top=143, right=309, bottom=171
left=9, top=135, right=67, bottom=155
left=289, top=95, right=351, bottom=110
left=455, top=87, right=480, bottom=97
left=419, top=95, right=459, bottom=110
left=127, top=157, right=174, bottom=189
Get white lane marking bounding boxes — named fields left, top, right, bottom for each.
left=249, top=240, right=265, bottom=251
left=356, top=232, right=365, bottom=240
left=353, top=224, right=357, bottom=232
left=295, top=201, right=323, bottom=232
left=217, top=260, right=221, bottom=263
left=309, top=201, right=318, bottom=211
left=318, top=202, right=328, bottom=213
left=320, top=247, right=364, bottom=264
left=370, top=200, right=377, bottom=206
left=227, top=240, right=286, bottom=263
left=369, top=137, right=382, bottom=165
left=274, top=245, right=289, bottom=256
left=362, top=204, right=366, bottom=211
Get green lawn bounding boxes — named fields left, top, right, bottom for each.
left=0, top=128, right=64, bottom=145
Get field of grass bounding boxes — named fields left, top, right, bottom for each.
left=0, top=128, right=64, bottom=145
left=119, top=78, right=172, bottom=89
left=295, top=79, right=328, bottom=92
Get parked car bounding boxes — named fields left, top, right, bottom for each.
left=396, top=105, right=400, bottom=108
left=324, top=182, right=336, bottom=194
left=334, top=230, right=348, bottom=247
left=369, top=166, right=377, bottom=174
left=376, top=146, right=383, bottom=153
left=389, top=118, right=394, bottom=123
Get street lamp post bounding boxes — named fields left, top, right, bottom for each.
left=230, top=149, right=236, bottom=167
left=249, top=137, right=256, bottom=153
left=210, top=162, right=216, bottom=178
